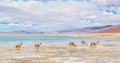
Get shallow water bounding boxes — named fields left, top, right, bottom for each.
left=0, top=34, right=120, bottom=45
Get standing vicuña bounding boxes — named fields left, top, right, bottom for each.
left=90, top=41, right=99, bottom=47
left=16, top=43, right=22, bottom=50
left=34, top=43, right=42, bottom=49
left=81, top=40, right=87, bottom=46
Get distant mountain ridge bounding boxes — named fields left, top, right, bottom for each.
left=84, top=25, right=112, bottom=30
left=94, top=24, right=120, bottom=33
left=58, top=24, right=120, bottom=33
left=0, top=24, right=119, bottom=34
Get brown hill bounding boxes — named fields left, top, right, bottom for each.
left=58, top=24, right=120, bottom=33
left=94, top=24, right=120, bottom=33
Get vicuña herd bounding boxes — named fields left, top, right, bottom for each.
left=15, top=40, right=100, bottom=50
left=69, top=40, right=100, bottom=47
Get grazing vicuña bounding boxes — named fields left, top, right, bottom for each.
left=69, top=42, right=76, bottom=47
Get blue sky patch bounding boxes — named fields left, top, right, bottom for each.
left=0, top=22, right=10, bottom=24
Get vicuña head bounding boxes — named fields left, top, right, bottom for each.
left=97, top=41, right=100, bottom=44
left=20, top=42, right=22, bottom=46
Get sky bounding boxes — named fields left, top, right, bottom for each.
left=0, top=0, right=120, bottom=32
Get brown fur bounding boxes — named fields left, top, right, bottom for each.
left=90, top=41, right=99, bottom=47
left=81, top=40, right=87, bottom=46
left=16, top=43, right=22, bottom=50
left=34, top=43, right=42, bottom=49
left=69, top=42, right=76, bottom=47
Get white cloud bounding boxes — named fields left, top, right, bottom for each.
left=0, top=0, right=120, bottom=32
left=103, top=11, right=114, bottom=15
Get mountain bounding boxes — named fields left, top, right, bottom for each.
left=0, top=31, right=45, bottom=34
left=94, top=24, right=120, bottom=33
left=0, top=24, right=119, bottom=34
left=58, top=24, right=120, bottom=33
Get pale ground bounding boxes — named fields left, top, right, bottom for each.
left=0, top=42, right=120, bottom=63
left=77, top=33, right=120, bottom=38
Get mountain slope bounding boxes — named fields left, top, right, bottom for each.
left=58, top=24, right=120, bottom=33
left=94, top=24, right=120, bottom=33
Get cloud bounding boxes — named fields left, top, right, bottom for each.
left=0, top=0, right=120, bottom=32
